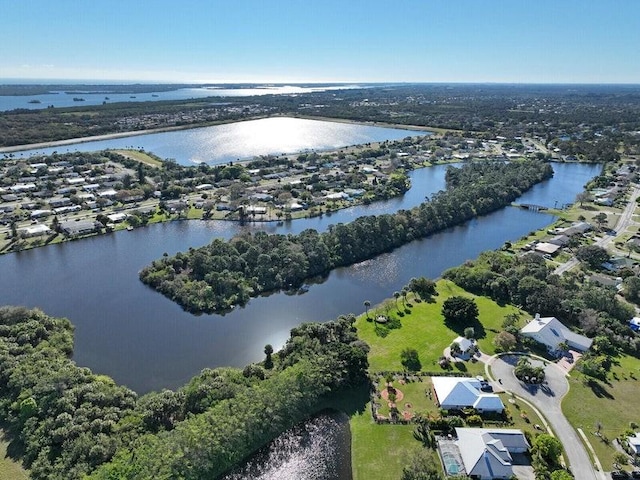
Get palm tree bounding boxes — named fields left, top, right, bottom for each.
left=264, top=344, right=274, bottom=370
left=393, top=291, right=401, bottom=312
left=401, top=287, right=409, bottom=309
left=364, top=300, right=371, bottom=319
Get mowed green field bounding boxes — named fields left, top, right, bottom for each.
left=350, top=411, right=422, bottom=480
left=350, top=279, right=526, bottom=479
left=563, top=354, right=640, bottom=470
left=355, top=279, right=523, bottom=372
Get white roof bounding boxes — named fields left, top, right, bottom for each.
left=521, top=316, right=593, bottom=351
left=98, top=188, right=118, bottom=197
left=106, top=213, right=128, bottom=222
left=326, top=192, right=348, bottom=200
left=454, top=336, right=474, bottom=352
left=432, top=377, right=504, bottom=412
left=21, top=224, right=51, bottom=235
left=629, top=432, right=640, bottom=454
left=455, top=428, right=529, bottom=479
left=10, top=183, right=36, bottom=192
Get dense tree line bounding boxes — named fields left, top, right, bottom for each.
left=140, top=160, right=553, bottom=313
left=0, top=307, right=137, bottom=479
left=0, top=307, right=368, bottom=479
left=89, top=315, right=368, bottom=479
left=443, top=251, right=639, bottom=354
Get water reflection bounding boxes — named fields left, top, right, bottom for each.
left=5, top=117, right=425, bottom=165
left=221, top=411, right=352, bottom=480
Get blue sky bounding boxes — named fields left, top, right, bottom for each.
left=2, top=0, right=639, bottom=83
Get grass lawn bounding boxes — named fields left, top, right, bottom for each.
left=112, top=149, right=163, bottom=167
left=355, top=279, right=523, bottom=373
left=563, top=354, right=640, bottom=471
left=374, top=377, right=438, bottom=419
left=0, top=430, right=28, bottom=480
left=350, top=408, right=421, bottom=480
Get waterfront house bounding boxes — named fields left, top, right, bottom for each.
left=561, top=221, right=592, bottom=236
left=19, top=224, right=52, bottom=238
left=60, top=220, right=99, bottom=236
left=533, top=242, right=561, bottom=256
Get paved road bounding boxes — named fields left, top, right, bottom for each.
left=554, top=184, right=640, bottom=275
left=490, top=355, right=601, bottom=480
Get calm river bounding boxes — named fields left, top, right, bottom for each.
left=0, top=162, right=601, bottom=393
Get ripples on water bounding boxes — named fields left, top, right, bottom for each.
left=222, top=412, right=352, bottom=480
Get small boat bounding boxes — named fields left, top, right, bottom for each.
left=126, top=226, right=134, bottom=231
left=151, top=94, right=159, bottom=97
left=130, top=96, right=136, bottom=99
left=28, top=99, right=41, bottom=104
left=72, top=97, right=85, bottom=102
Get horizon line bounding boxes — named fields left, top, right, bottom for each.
left=1, top=79, right=640, bottom=87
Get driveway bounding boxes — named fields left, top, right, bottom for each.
left=490, top=355, right=601, bottom=480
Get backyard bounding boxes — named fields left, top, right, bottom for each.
left=355, top=279, right=524, bottom=373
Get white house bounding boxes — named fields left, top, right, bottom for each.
left=455, top=427, right=529, bottom=480
left=520, top=314, right=593, bottom=353
left=451, top=336, right=474, bottom=356
left=628, top=432, right=640, bottom=455
left=431, top=377, right=504, bottom=413
left=106, top=212, right=128, bottom=223
left=19, top=224, right=52, bottom=238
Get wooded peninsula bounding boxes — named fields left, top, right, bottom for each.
left=140, top=160, right=553, bottom=313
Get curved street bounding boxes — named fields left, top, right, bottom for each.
left=489, top=355, right=602, bottom=480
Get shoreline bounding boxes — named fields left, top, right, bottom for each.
left=0, top=114, right=438, bottom=155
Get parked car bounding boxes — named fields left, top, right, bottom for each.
left=611, top=471, right=629, bottom=480
left=630, top=471, right=640, bottom=479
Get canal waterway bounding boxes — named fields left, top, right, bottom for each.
left=0, top=162, right=601, bottom=393
left=4, top=117, right=425, bottom=165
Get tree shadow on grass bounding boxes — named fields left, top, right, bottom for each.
left=444, top=317, right=487, bottom=340
left=0, top=419, right=26, bottom=464
left=454, top=361, right=467, bottom=372
left=585, top=378, right=614, bottom=399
